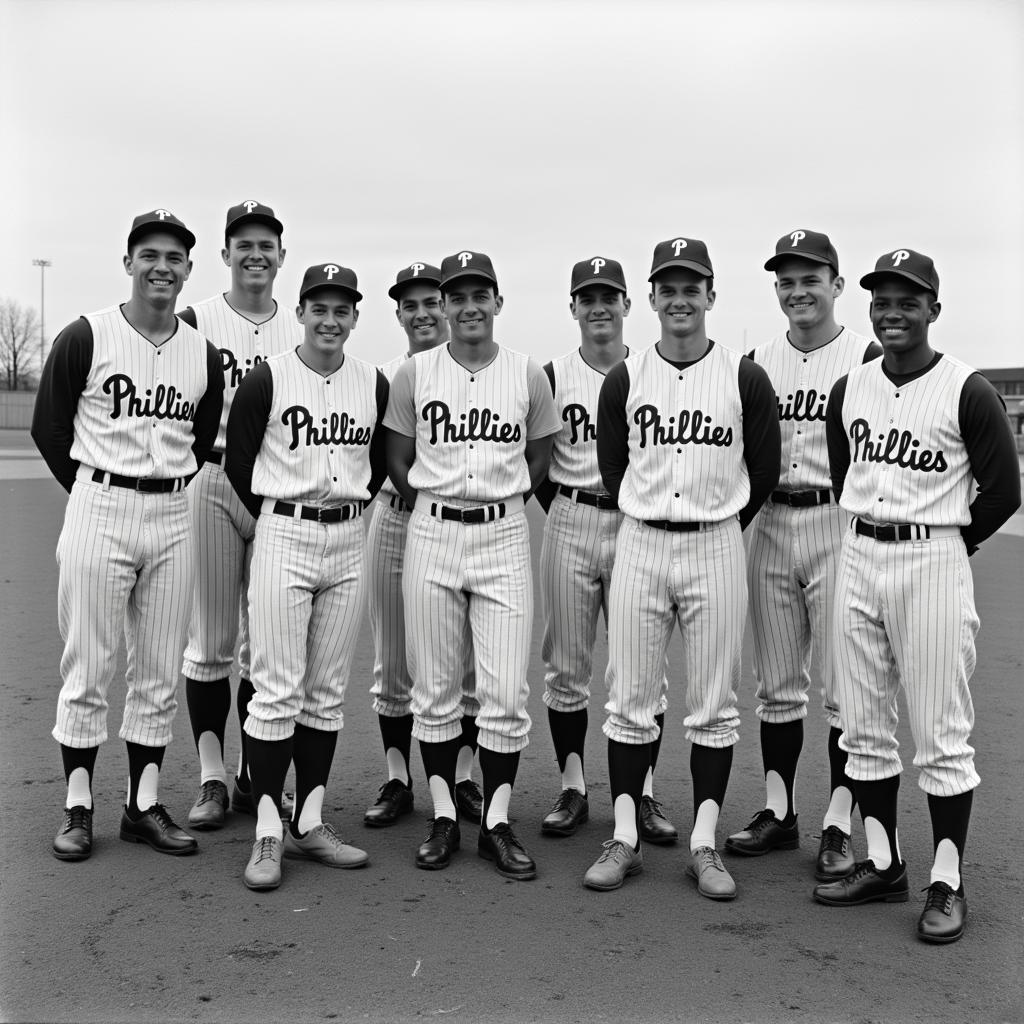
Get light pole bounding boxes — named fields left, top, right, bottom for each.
left=32, top=258, right=52, bottom=377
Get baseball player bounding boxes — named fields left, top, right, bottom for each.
left=364, top=263, right=482, bottom=830
left=33, top=209, right=223, bottom=861
left=384, top=250, right=559, bottom=878
left=535, top=257, right=676, bottom=844
left=725, top=230, right=881, bottom=879
left=178, top=200, right=302, bottom=830
left=226, top=262, right=388, bottom=891
left=814, top=249, right=1019, bottom=943
left=583, top=237, right=780, bottom=895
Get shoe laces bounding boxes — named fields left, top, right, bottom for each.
left=309, top=822, right=350, bottom=848
left=145, top=803, right=174, bottom=830
left=693, top=846, right=726, bottom=872
left=745, top=809, right=779, bottom=833
left=487, top=822, right=525, bottom=852
left=922, top=882, right=956, bottom=913
left=642, top=796, right=666, bottom=815
left=596, top=839, right=632, bottom=864
left=426, top=817, right=456, bottom=840
left=65, top=806, right=90, bottom=829
left=196, top=780, right=224, bottom=805
left=253, top=836, right=279, bottom=864
left=820, top=826, right=849, bottom=853
left=845, top=859, right=880, bottom=883
left=378, top=779, right=408, bottom=802
left=554, top=789, right=582, bottom=812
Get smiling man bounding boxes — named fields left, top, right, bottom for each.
left=225, top=263, right=389, bottom=891
left=384, top=250, right=559, bottom=879
left=33, top=209, right=223, bottom=863
left=177, top=201, right=302, bottom=831
left=817, top=249, right=1019, bottom=943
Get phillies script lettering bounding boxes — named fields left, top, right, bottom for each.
left=849, top=419, right=948, bottom=473
left=282, top=406, right=370, bottom=450
left=221, top=348, right=263, bottom=389
left=422, top=401, right=522, bottom=445
left=634, top=405, right=733, bottom=448
left=778, top=388, right=826, bottom=423
left=563, top=403, right=596, bottom=445
left=103, top=374, right=196, bottom=421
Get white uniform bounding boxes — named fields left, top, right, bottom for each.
left=540, top=349, right=668, bottom=716
left=181, top=296, right=300, bottom=684
left=232, top=349, right=383, bottom=742
left=384, top=344, right=560, bottom=753
left=833, top=355, right=980, bottom=796
left=48, top=306, right=220, bottom=748
left=747, top=329, right=875, bottom=727
left=367, top=353, right=477, bottom=719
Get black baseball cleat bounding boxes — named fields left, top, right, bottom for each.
left=53, top=805, right=93, bottom=861
left=364, top=779, right=414, bottom=828
left=119, top=804, right=198, bottom=856
left=416, top=817, right=460, bottom=870
left=454, top=779, right=483, bottom=824
left=639, top=796, right=678, bottom=845
left=725, top=809, right=800, bottom=856
left=815, top=826, right=855, bottom=880
left=813, top=859, right=908, bottom=906
left=478, top=822, right=537, bottom=880
left=541, top=788, right=589, bottom=837
left=917, top=882, right=967, bottom=944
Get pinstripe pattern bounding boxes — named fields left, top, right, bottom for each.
left=72, top=306, right=209, bottom=478
left=604, top=516, right=745, bottom=748
left=547, top=349, right=607, bottom=492
left=377, top=352, right=407, bottom=498
left=833, top=528, right=980, bottom=795
left=54, top=475, right=194, bottom=747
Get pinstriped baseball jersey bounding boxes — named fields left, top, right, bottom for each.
left=377, top=352, right=408, bottom=498
left=547, top=348, right=609, bottom=492
left=251, top=350, right=379, bottom=504
left=188, top=295, right=301, bottom=452
left=385, top=345, right=559, bottom=501
left=70, top=306, right=210, bottom=478
left=839, top=355, right=975, bottom=525
left=617, top=343, right=749, bottom=521
left=751, top=329, right=874, bottom=491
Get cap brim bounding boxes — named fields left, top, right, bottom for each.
left=300, top=283, right=363, bottom=303
left=388, top=277, right=442, bottom=301
left=648, top=259, right=712, bottom=282
left=128, top=223, right=196, bottom=252
left=227, top=213, right=284, bottom=237
left=440, top=269, right=498, bottom=290
left=764, top=252, right=835, bottom=272
left=859, top=269, right=936, bottom=295
left=571, top=276, right=627, bottom=296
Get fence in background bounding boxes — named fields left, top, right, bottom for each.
left=0, top=392, right=35, bottom=429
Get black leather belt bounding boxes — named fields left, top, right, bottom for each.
left=854, top=518, right=931, bottom=542
left=205, top=451, right=224, bottom=466
left=642, top=519, right=703, bottom=532
left=771, top=488, right=832, bottom=508
left=557, top=484, right=618, bottom=511
left=388, top=493, right=411, bottom=513
left=430, top=501, right=507, bottom=524
left=272, top=500, right=364, bottom=523
left=92, top=469, right=184, bottom=493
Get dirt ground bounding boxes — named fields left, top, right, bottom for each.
left=1, top=447, right=1021, bottom=1024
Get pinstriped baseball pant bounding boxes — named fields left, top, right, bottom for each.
left=244, top=514, right=365, bottom=742
left=747, top=501, right=847, bottom=727
left=181, top=460, right=255, bottom=682
left=540, top=494, right=667, bottom=715
left=834, top=527, right=981, bottom=796
left=54, top=477, right=194, bottom=748
left=366, top=498, right=478, bottom=719
left=604, top=516, right=745, bottom=748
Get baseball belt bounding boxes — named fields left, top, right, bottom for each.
left=86, top=467, right=185, bottom=493
left=388, top=493, right=411, bottom=513
left=771, top=488, right=833, bottom=507
left=429, top=501, right=507, bottom=524
left=269, top=499, right=365, bottom=523
left=205, top=451, right=225, bottom=466
left=557, top=484, right=619, bottom=510
left=853, top=518, right=961, bottom=542
left=642, top=518, right=704, bottom=532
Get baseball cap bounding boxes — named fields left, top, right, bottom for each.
left=388, top=262, right=443, bottom=301
left=764, top=229, right=838, bottom=273
left=860, top=249, right=939, bottom=296
left=225, top=200, right=284, bottom=238
left=299, top=263, right=362, bottom=303
left=570, top=257, right=627, bottom=296
left=127, top=209, right=196, bottom=252
left=440, top=251, right=498, bottom=291
left=648, top=238, right=713, bottom=281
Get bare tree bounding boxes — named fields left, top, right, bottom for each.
left=0, top=298, right=41, bottom=391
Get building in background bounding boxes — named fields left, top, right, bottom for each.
left=980, top=368, right=1024, bottom=454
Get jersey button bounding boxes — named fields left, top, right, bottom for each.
left=792, top=463, right=797, bottom=469
left=674, top=492, right=680, bottom=498
left=470, top=377, right=475, bottom=383
left=878, top=497, right=884, bottom=502
left=894, top=392, right=900, bottom=398
left=469, top=444, right=474, bottom=449
left=678, top=375, right=683, bottom=381
left=676, top=448, right=682, bottom=454
left=468, top=474, right=474, bottom=479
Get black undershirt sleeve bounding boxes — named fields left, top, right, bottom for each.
left=31, top=318, right=94, bottom=493
left=189, top=342, right=224, bottom=476
left=959, top=373, right=1021, bottom=553
left=532, top=360, right=559, bottom=513
left=864, top=341, right=884, bottom=362
left=225, top=360, right=273, bottom=519
left=366, top=370, right=390, bottom=501
left=738, top=356, right=782, bottom=529
left=177, top=306, right=198, bottom=330
left=596, top=362, right=631, bottom=505
left=825, top=375, right=851, bottom=503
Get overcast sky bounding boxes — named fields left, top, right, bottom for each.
left=3, top=0, right=1022, bottom=372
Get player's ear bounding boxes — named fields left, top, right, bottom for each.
left=569, top=298, right=581, bottom=322
left=648, top=290, right=657, bottom=312
left=351, top=308, right=359, bottom=329
left=832, top=275, right=845, bottom=298
left=184, top=258, right=193, bottom=281
left=621, top=295, right=631, bottom=317
left=395, top=307, right=404, bottom=326
left=123, top=253, right=133, bottom=275
left=493, top=293, right=504, bottom=316
left=277, top=246, right=286, bottom=268
left=295, top=303, right=305, bottom=324
left=221, top=247, right=231, bottom=267
left=928, top=299, right=941, bottom=323
left=705, top=287, right=716, bottom=310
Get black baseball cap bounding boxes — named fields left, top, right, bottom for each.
left=570, top=257, right=627, bottom=296
left=860, top=249, right=939, bottom=296
left=440, top=251, right=498, bottom=291
left=648, top=237, right=713, bottom=281
left=388, top=262, right=443, bottom=301
left=764, top=229, right=838, bottom=273
left=127, top=209, right=196, bottom=252
left=225, top=200, right=284, bottom=238
left=299, top=263, right=362, bottom=303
